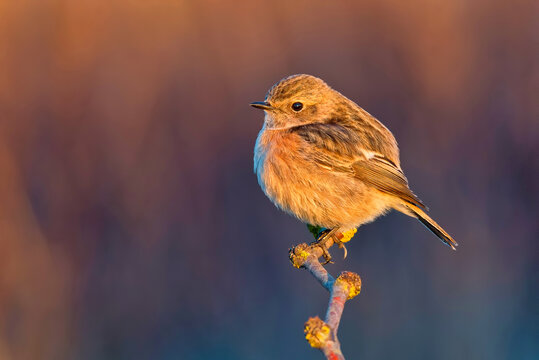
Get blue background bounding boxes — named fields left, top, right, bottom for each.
left=0, top=1, right=536, bottom=359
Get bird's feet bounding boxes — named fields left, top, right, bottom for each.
left=312, top=229, right=334, bottom=265
left=308, top=228, right=339, bottom=265
left=333, top=228, right=357, bottom=260
left=305, top=226, right=357, bottom=265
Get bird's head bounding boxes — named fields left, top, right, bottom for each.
left=250, top=74, right=346, bottom=130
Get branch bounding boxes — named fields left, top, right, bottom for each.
left=290, top=242, right=362, bottom=359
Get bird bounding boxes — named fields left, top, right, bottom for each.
left=251, top=74, right=457, bottom=261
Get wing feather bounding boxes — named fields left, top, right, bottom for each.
left=291, top=122, right=425, bottom=209
left=352, top=156, right=426, bottom=209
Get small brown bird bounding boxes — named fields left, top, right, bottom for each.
left=251, top=74, right=457, bottom=257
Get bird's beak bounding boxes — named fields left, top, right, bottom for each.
left=250, top=101, right=274, bottom=111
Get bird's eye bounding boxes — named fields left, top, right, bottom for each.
left=291, top=102, right=303, bottom=111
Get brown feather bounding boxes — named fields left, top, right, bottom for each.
left=352, top=156, right=426, bottom=209
left=400, top=204, right=458, bottom=250
left=253, top=74, right=456, bottom=249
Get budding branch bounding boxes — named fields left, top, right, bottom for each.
left=289, top=236, right=361, bottom=360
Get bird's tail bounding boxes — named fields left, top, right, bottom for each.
left=398, top=203, right=458, bottom=250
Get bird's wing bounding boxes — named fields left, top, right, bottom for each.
left=352, top=153, right=426, bottom=209
left=292, top=123, right=425, bottom=209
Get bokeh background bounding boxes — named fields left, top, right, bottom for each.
left=0, top=1, right=537, bottom=359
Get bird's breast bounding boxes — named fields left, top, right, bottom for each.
left=254, top=129, right=300, bottom=195
left=254, top=128, right=308, bottom=203
left=255, top=129, right=344, bottom=225
left=253, top=128, right=391, bottom=228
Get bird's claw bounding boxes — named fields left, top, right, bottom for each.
left=309, top=228, right=338, bottom=265
left=333, top=235, right=348, bottom=259
left=305, top=227, right=352, bottom=264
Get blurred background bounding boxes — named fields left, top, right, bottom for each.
left=0, top=1, right=537, bottom=359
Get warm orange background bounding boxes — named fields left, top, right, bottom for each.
left=0, top=1, right=536, bottom=359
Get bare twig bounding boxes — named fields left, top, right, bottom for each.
left=290, top=241, right=362, bottom=360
